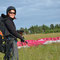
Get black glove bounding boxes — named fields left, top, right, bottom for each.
left=25, top=41, right=28, bottom=44
left=21, top=39, right=28, bottom=44
left=21, top=39, right=24, bottom=42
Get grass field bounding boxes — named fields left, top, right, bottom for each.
left=0, top=33, right=60, bottom=60
left=24, top=33, right=60, bottom=40
left=19, top=43, right=60, bottom=60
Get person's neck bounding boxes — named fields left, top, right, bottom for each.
left=7, top=16, right=14, bottom=20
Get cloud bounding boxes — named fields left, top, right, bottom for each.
left=0, top=0, right=60, bottom=29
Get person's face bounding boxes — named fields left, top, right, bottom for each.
left=8, top=10, right=16, bottom=19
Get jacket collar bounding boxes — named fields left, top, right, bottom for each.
left=1, top=14, right=14, bottom=21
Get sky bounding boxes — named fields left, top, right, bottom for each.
left=0, top=0, right=60, bottom=29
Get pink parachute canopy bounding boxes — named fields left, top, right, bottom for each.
left=17, top=37, right=60, bottom=48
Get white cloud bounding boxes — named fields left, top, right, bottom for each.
left=0, top=0, right=60, bottom=28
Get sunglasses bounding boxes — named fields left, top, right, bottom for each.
left=9, top=12, right=16, bottom=14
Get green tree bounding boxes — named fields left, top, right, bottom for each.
left=55, top=24, right=59, bottom=29
left=42, top=24, right=49, bottom=33
left=29, top=26, right=34, bottom=34
left=50, top=24, right=54, bottom=29
left=24, top=28, right=29, bottom=34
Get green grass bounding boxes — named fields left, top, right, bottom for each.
left=18, top=43, right=60, bottom=60
left=0, top=33, right=60, bottom=60
left=24, top=33, right=60, bottom=40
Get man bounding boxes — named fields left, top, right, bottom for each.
left=1, top=6, right=27, bottom=60
left=2, top=6, right=25, bottom=42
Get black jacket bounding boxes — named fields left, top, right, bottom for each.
left=1, top=14, right=24, bottom=42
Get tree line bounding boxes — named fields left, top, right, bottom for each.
left=17, top=24, right=60, bottom=34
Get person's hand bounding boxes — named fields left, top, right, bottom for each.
left=21, top=39, right=24, bottom=42
left=24, top=41, right=28, bottom=44
left=21, top=39, right=28, bottom=44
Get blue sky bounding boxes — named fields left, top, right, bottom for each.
left=0, top=0, right=60, bottom=29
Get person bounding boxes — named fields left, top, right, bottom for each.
left=1, top=6, right=27, bottom=60
left=2, top=6, right=25, bottom=42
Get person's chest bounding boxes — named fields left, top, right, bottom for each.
left=9, top=19, right=16, bottom=30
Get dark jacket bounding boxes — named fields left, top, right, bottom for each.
left=1, top=14, right=24, bottom=42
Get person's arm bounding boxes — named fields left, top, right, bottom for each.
left=5, top=19, right=24, bottom=42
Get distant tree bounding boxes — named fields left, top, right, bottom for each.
left=24, top=28, right=29, bottom=34
left=29, top=26, right=34, bottom=34
left=42, top=24, right=49, bottom=33
left=20, top=27, right=24, bottom=30
left=33, top=25, right=39, bottom=33
left=55, top=24, right=59, bottom=29
left=29, top=25, right=40, bottom=34
left=50, top=24, right=54, bottom=29
left=18, top=24, right=60, bottom=34
left=58, top=24, right=60, bottom=28
left=38, top=26, right=43, bottom=33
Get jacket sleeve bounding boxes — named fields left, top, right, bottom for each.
left=4, top=19, right=24, bottom=42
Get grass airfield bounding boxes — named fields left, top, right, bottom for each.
left=0, top=33, right=60, bottom=60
